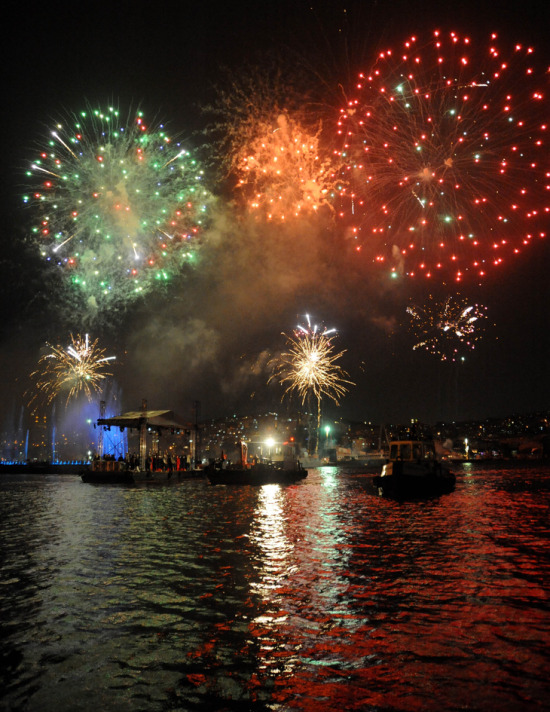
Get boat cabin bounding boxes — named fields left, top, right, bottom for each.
left=388, top=440, right=436, bottom=462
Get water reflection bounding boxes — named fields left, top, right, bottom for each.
left=1, top=465, right=549, bottom=711
left=242, top=472, right=369, bottom=703
left=250, top=484, right=294, bottom=595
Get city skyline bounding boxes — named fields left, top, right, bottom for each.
left=3, top=400, right=549, bottom=465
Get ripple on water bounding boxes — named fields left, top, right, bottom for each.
left=0, top=465, right=549, bottom=711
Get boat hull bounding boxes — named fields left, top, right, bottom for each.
left=82, top=469, right=135, bottom=484
left=81, top=468, right=205, bottom=485
left=373, top=474, right=456, bottom=496
left=372, top=465, right=456, bottom=498
left=335, top=457, right=387, bottom=472
left=207, top=463, right=308, bottom=486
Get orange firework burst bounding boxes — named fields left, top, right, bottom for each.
left=235, top=112, right=342, bottom=220
left=207, top=64, right=346, bottom=220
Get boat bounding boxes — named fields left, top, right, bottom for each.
left=206, top=441, right=308, bottom=485
left=81, top=459, right=137, bottom=484
left=81, top=400, right=204, bottom=485
left=372, top=439, right=456, bottom=497
left=335, top=453, right=387, bottom=471
left=206, top=461, right=308, bottom=485
left=81, top=458, right=205, bottom=485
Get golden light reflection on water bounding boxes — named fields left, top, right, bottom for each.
left=244, top=472, right=361, bottom=691
left=249, top=484, right=294, bottom=596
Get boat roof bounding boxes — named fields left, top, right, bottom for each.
left=97, top=409, right=192, bottom=431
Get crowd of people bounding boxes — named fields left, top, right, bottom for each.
left=95, top=452, right=193, bottom=472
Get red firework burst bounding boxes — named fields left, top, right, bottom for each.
left=336, top=30, right=549, bottom=282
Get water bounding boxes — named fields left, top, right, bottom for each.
left=1, top=463, right=549, bottom=711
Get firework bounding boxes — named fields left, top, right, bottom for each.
left=407, top=294, right=488, bottom=361
left=28, top=333, right=115, bottom=410
left=23, top=106, right=213, bottom=317
left=207, top=66, right=345, bottom=220
left=269, top=330, right=353, bottom=406
left=269, top=328, right=353, bottom=453
left=234, top=112, right=343, bottom=220
left=337, top=30, right=549, bottom=281
left=295, top=313, right=337, bottom=338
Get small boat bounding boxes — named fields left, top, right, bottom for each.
left=206, top=441, right=308, bottom=486
left=206, top=461, right=308, bottom=486
left=335, top=453, right=387, bottom=471
left=372, top=439, right=455, bottom=498
left=81, top=460, right=136, bottom=484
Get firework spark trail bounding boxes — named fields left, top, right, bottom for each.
left=407, top=294, right=488, bottom=361
left=27, top=333, right=115, bottom=411
left=23, top=105, right=213, bottom=319
left=337, top=30, right=549, bottom=281
left=269, top=331, right=354, bottom=405
left=206, top=65, right=346, bottom=221
left=235, top=113, right=343, bottom=220
left=296, top=313, right=337, bottom=337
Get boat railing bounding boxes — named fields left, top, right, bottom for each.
left=92, top=458, right=128, bottom=472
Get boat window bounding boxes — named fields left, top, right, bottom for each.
left=401, top=443, right=412, bottom=460
left=412, top=444, right=422, bottom=460
left=390, top=444, right=399, bottom=459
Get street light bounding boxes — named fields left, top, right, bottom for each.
left=265, top=437, right=275, bottom=461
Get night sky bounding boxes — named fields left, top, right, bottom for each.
left=1, top=0, right=549, bottom=429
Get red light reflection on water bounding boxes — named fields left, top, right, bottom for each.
left=181, top=466, right=549, bottom=710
